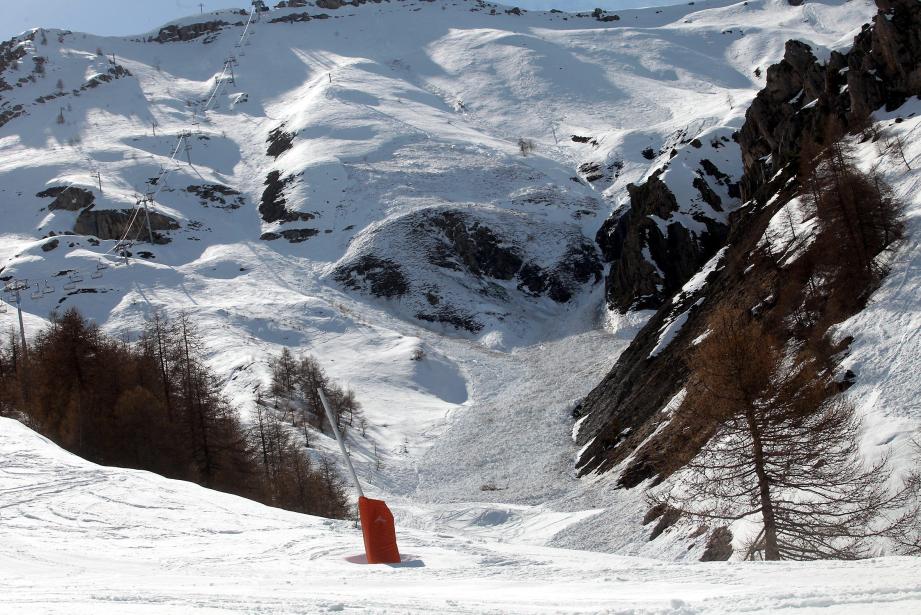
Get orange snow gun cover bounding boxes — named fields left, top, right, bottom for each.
left=358, top=496, right=401, bottom=564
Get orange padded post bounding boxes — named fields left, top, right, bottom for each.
left=319, top=389, right=402, bottom=565
left=358, top=496, right=401, bottom=564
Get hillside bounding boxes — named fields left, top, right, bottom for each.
left=1, top=0, right=919, bottom=592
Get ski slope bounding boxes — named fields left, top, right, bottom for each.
left=2, top=0, right=920, bottom=607
left=2, top=417, right=920, bottom=614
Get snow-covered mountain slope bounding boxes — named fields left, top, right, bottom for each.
left=1, top=0, right=903, bottom=567
left=3, top=416, right=921, bottom=614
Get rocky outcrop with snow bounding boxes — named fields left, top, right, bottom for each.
left=574, top=0, right=921, bottom=494
left=739, top=0, right=921, bottom=197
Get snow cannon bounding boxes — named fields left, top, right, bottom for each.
left=319, top=389, right=401, bottom=565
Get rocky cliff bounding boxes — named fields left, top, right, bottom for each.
left=739, top=0, right=921, bottom=198
left=595, top=129, right=742, bottom=313
left=575, top=0, right=921, bottom=485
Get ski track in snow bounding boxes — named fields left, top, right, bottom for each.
left=1, top=0, right=920, bottom=611
left=2, top=418, right=921, bottom=614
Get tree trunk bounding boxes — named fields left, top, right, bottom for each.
left=746, top=408, right=780, bottom=560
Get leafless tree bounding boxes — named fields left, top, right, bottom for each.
left=518, top=138, right=535, bottom=156
left=651, top=306, right=906, bottom=560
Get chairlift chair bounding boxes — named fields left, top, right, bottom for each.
left=70, top=272, right=84, bottom=284
left=30, top=283, right=42, bottom=300
left=43, top=282, right=54, bottom=294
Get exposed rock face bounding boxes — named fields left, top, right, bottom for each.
left=700, top=527, right=733, bottom=562
left=575, top=0, right=921, bottom=487
left=739, top=0, right=921, bottom=198
left=266, top=125, right=294, bottom=159
left=596, top=173, right=728, bottom=312
left=316, top=0, right=346, bottom=9
left=574, top=178, right=784, bottom=483
left=429, top=211, right=523, bottom=280
left=259, top=171, right=313, bottom=223
left=35, top=184, right=179, bottom=243
left=270, top=12, right=314, bottom=24
left=74, top=209, right=179, bottom=243
left=260, top=228, right=319, bottom=243
left=185, top=184, right=245, bottom=210
left=0, top=103, right=26, bottom=129
left=2, top=31, right=129, bottom=130
left=334, top=255, right=409, bottom=299
left=153, top=21, right=232, bottom=44
left=0, top=34, right=30, bottom=93
left=37, top=186, right=95, bottom=211
left=331, top=207, right=602, bottom=334
left=419, top=210, right=602, bottom=310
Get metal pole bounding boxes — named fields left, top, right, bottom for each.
left=14, top=284, right=28, bottom=361
left=142, top=197, right=155, bottom=244
left=318, top=388, right=364, bottom=497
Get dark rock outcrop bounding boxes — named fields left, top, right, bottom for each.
left=266, top=125, right=295, bottom=158
left=185, top=184, right=245, bottom=210
left=334, top=255, right=409, bottom=299
left=700, top=527, right=733, bottom=561
left=259, top=171, right=312, bottom=223
left=739, top=0, right=921, bottom=199
left=0, top=103, right=27, bottom=129
left=429, top=211, right=522, bottom=280
left=81, top=63, right=131, bottom=89
left=596, top=173, right=727, bottom=312
left=423, top=210, right=602, bottom=304
left=0, top=34, right=30, bottom=93
left=332, top=207, right=602, bottom=333
left=692, top=176, right=722, bottom=211
left=415, top=307, right=484, bottom=333
left=74, top=209, right=179, bottom=243
left=270, top=12, right=314, bottom=23
left=260, top=228, right=319, bottom=243
left=37, top=186, right=95, bottom=211
left=153, top=21, right=231, bottom=44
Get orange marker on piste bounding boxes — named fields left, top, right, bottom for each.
left=319, top=388, right=401, bottom=565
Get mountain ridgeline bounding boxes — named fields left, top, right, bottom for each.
left=575, top=0, right=921, bottom=488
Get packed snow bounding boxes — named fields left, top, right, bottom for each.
left=3, top=417, right=921, bottom=614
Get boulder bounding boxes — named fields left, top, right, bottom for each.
left=37, top=186, right=95, bottom=211
left=153, top=21, right=230, bottom=44
left=74, top=209, right=179, bottom=243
